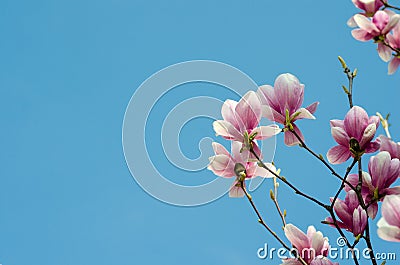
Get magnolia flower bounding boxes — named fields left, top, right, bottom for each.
left=207, top=141, right=275, bottom=197
left=282, top=224, right=333, bottom=265
left=387, top=22, right=400, bottom=74
left=347, top=0, right=384, bottom=28
left=327, top=106, right=380, bottom=164
left=345, top=151, right=400, bottom=219
left=377, top=195, right=400, bottom=242
left=257, top=73, right=319, bottom=146
left=213, top=91, right=281, bottom=150
left=351, top=0, right=384, bottom=17
left=325, top=190, right=368, bottom=237
left=379, top=135, right=400, bottom=159
left=351, top=10, right=400, bottom=62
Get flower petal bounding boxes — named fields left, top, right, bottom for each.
left=377, top=217, right=400, bottom=242
left=235, top=91, right=262, bottom=131
left=388, top=57, right=400, bottom=75
left=373, top=10, right=390, bottom=32
left=369, top=151, right=391, bottom=189
left=252, top=124, right=281, bottom=140
left=291, top=107, right=316, bottom=121
left=212, top=142, right=230, bottom=156
left=364, top=141, right=380, bottom=153
left=330, top=119, right=344, bottom=128
left=213, top=120, right=243, bottom=141
left=333, top=199, right=352, bottom=226
left=382, top=195, right=400, bottom=227
left=327, top=145, right=351, bottom=164
left=262, top=105, right=286, bottom=124
left=284, top=224, right=309, bottom=250
left=305, top=101, right=319, bottom=114
left=221, top=99, right=241, bottom=130
left=351, top=28, right=373, bottom=41
left=311, top=231, right=325, bottom=257
left=379, top=135, right=400, bottom=159
left=257, top=84, right=280, bottom=112
left=229, top=180, right=245, bottom=198
left=208, top=154, right=235, bottom=178
left=383, top=13, right=400, bottom=34
left=377, top=42, right=392, bottom=62
left=354, top=13, right=379, bottom=32
left=344, top=106, right=369, bottom=141
left=359, top=123, right=377, bottom=148
left=347, top=15, right=357, bottom=28
left=331, top=126, right=350, bottom=146
left=274, top=73, right=304, bottom=115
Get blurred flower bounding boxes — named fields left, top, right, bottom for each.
left=350, top=0, right=384, bottom=18
left=351, top=10, right=400, bottom=62
left=345, top=151, right=400, bottom=219
left=378, top=135, right=400, bottom=159
left=282, top=224, right=333, bottom=265
left=387, top=22, right=400, bottom=74
left=207, top=141, right=275, bottom=197
left=257, top=73, right=318, bottom=146
left=325, top=190, right=368, bottom=237
left=377, top=194, right=400, bottom=242
left=327, top=106, right=380, bottom=164
left=213, top=91, right=280, bottom=150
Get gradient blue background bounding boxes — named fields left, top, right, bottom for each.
left=1, top=0, right=399, bottom=264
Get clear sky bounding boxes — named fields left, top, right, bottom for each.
left=1, top=0, right=399, bottom=265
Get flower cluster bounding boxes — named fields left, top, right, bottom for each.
left=324, top=103, right=400, bottom=239
left=209, top=74, right=318, bottom=197
left=206, top=12, right=400, bottom=263
left=349, top=0, right=400, bottom=74
left=209, top=90, right=280, bottom=197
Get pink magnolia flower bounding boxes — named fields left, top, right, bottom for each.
left=327, top=106, right=380, bottom=164
left=352, top=0, right=384, bottom=17
left=379, top=135, right=400, bottom=159
left=207, top=141, right=275, bottom=197
left=387, top=22, right=400, bottom=74
left=345, top=151, right=400, bottom=219
left=325, top=190, right=368, bottom=237
left=283, top=224, right=334, bottom=265
left=351, top=10, right=400, bottom=62
left=213, top=91, right=281, bottom=149
left=377, top=194, right=400, bottom=242
left=257, top=73, right=319, bottom=146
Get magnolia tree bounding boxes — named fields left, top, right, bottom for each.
left=207, top=1, right=400, bottom=265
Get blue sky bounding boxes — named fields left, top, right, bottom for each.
left=1, top=0, right=400, bottom=265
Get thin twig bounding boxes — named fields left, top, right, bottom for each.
left=364, top=219, right=378, bottom=265
left=249, top=148, right=328, bottom=210
left=331, top=158, right=358, bottom=208
left=380, top=0, right=400, bottom=11
left=240, top=184, right=308, bottom=265
left=338, top=56, right=356, bottom=109
left=289, top=129, right=358, bottom=193
left=271, top=177, right=287, bottom=227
